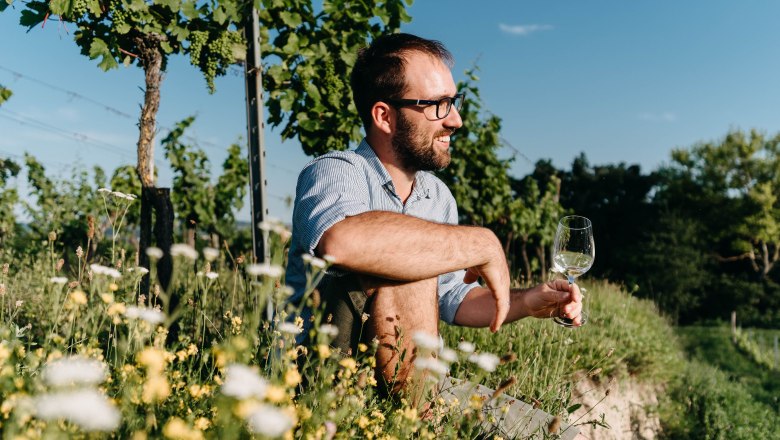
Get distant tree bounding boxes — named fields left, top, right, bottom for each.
left=438, top=68, right=514, bottom=229
left=0, top=158, right=20, bottom=245
left=162, top=116, right=248, bottom=247
left=657, top=130, right=780, bottom=279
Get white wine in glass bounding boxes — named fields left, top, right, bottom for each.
left=552, top=215, right=595, bottom=327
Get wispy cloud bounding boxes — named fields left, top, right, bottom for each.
left=638, top=112, right=678, bottom=122
left=498, top=23, right=554, bottom=36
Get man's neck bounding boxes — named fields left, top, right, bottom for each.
left=366, top=134, right=416, bottom=204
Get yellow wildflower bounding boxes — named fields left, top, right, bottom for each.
left=397, top=407, right=417, bottom=422
left=138, top=348, right=167, bottom=373
left=318, top=344, right=332, bottom=359
left=107, top=302, right=126, bottom=316
left=266, top=385, right=287, bottom=403
left=339, top=358, right=357, bottom=373
left=188, top=384, right=211, bottom=400
left=142, top=375, right=171, bottom=403
left=162, top=417, right=203, bottom=440
left=0, top=342, right=10, bottom=364
left=68, top=290, right=88, bottom=306
left=109, top=283, right=119, bottom=292
left=194, top=417, right=210, bottom=431
left=100, top=293, right=115, bottom=304
left=358, top=343, right=368, bottom=353
left=285, top=369, right=302, bottom=387
left=358, top=415, right=370, bottom=429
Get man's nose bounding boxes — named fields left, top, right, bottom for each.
left=444, top=105, right=463, bottom=130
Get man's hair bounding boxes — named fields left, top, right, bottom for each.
left=350, top=33, right=453, bottom=133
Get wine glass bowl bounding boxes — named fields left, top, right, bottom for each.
left=552, top=215, right=595, bottom=327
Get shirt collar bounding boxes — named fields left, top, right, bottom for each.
left=355, top=139, right=431, bottom=199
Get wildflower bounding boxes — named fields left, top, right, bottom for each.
left=202, top=247, right=219, bottom=262
left=125, top=306, right=165, bottom=325
left=76, top=246, right=83, bottom=258
left=48, top=231, right=57, bottom=242
left=205, top=272, right=219, bottom=280
left=469, top=352, right=500, bottom=372
left=414, top=357, right=449, bottom=376
left=163, top=417, right=203, bottom=440
left=143, top=375, right=171, bottom=403
left=90, top=264, right=122, bottom=279
left=111, top=191, right=128, bottom=199
left=319, top=324, right=339, bottom=338
left=194, top=417, right=210, bottom=431
left=221, top=364, right=268, bottom=400
left=138, top=348, right=168, bottom=373
left=245, top=404, right=295, bottom=438
left=101, top=293, right=114, bottom=304
left=458, top=341, right=475, bottom=354
left=301, top=254, right=313, bottom=264
left=265, top=385, right=286, bottom=403
left=42, top=356, right=107, bottom=387
left=50, top=277, right=68, bottom=285
left=309, top=256, right=327, bottom=269
left=170, top=244, right=198, bottom=260
left=338, top=358, right=357, bottom=373
left=107, top=302, right=126, bottom=317
left=284, top=369, right=302, bottom=387
left=439, top=347, right=458, bottom=363
left=97, top=188, right=111, bottom=194
left=146, top=247, right=164, bottom=259
left=412, top=332, right=441, bottom=351
left=129, top=267, right=149, bottom=275
left=56, top=258, right=64, bottom=271
left=246, top=263, right=284, bottom=278
left=258, top=220, right=274, bottom=231
left=15, top=300, right=22, bottom=308
left=323, top=254, right=336, bottom=264
left=317, top=344, right=332, bottom=359
left=35, top=389, right=120, bottom=431
left=68, top=290, right=88, bottom=306
left=361, top=313, right=370, bottom=323
left=277, top=322, right=302, bottom=335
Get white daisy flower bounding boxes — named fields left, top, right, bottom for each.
left=246, top=263, right=284, bottom=278
left=125, top=306, right=165, bottom=325
left=245, top=404, right=295, bottom=437
left=414, top=357, right=449, bottom=376
left=468, top=352, right=500, bottom=372
left=145, top=247, right=163, bottom=259
left=50, top=277, right=68, bottom=285
left=277, top=322, right=302, bottom=335
left=43, top=356, right=107, bottom=387
left=205, top=272, right=219, bottom=280
left=221, top=364, right=268, bottom=400
left=412, top=332, right=442, bottom=351
left=35, top=389, right=120, bottom=432
left=202, top=247, right=220, bottom=262
left=458, top=341, right=475, bottom=354
left=319, top=324, right=339, bottom=337
left=170, top=244, right=198, bottom=261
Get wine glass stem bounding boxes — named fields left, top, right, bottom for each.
left=566, top=274, right=575, bottom=285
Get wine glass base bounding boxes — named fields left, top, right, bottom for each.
left=553, top=313, right=588, bottom=328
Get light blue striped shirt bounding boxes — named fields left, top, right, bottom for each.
left=285, top=139, right=479, bottom=324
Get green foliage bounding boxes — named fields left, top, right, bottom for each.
left=9, top=0, right=245, bottom=93
left=260, top=0, right=413, bottom=156
left=0, top=84, right=11, bottom=105
left=162, top=116, right=248, bottom=246
left=664, top=326, right=780, bottom=439
left=22, top=155, right=106, bottom=254
left=0, top=158, right=20, bottom=244
left=659, top=130, right=780, bottom=278
left=439, top=68, right=514, bottom=228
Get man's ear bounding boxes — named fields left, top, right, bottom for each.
left=370, top=101, right=394, bottom=135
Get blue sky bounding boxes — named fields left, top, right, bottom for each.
left=1, top=0, right=779, bottom=223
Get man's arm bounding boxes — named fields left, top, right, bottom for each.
left=452, top=280, right=583, bottom=328
left=316, top=210, right=511, bottom=332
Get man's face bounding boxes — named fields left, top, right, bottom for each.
left=390, top=51, right=463, bottom=172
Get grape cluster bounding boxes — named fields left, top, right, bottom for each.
left=110, top=0, right=130, bottom=32
left=68, top=0, right=89, bottom=19
left=188, top=29, right=244, bottom=93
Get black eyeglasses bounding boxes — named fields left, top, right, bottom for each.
left=385, top=93, right=465, bottom=120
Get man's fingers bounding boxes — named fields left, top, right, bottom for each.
left=491, top=291, right=510, bottom=332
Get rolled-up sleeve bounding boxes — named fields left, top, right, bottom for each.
left=294, top=155, right=371, bottom=255
left=435, top=189, right=480, bottom=324
left=438, top=270, right=480, bottom=324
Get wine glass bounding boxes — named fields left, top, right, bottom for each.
left=552, top=215, right=595, bottom=327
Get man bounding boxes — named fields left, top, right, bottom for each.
left=285, top=33, right=582, bottom=394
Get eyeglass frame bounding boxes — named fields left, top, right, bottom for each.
left=384, top=93, right=465, bottom=120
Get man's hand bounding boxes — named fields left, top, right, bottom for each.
left=521, top=279, right=583, bottom=325
left=463, top=232, right=510, bottom=332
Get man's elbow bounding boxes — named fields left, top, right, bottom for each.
left=315, top=223, right=347, bottom=261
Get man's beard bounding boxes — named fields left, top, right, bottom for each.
left=391, top=112, right=451, bottom=172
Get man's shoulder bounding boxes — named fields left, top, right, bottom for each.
left=303, top=149, right=368, bottom=171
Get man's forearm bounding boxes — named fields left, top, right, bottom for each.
left=316, top=211, right=501, bottom=281
left=453, top=287, right=530, bottom=327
